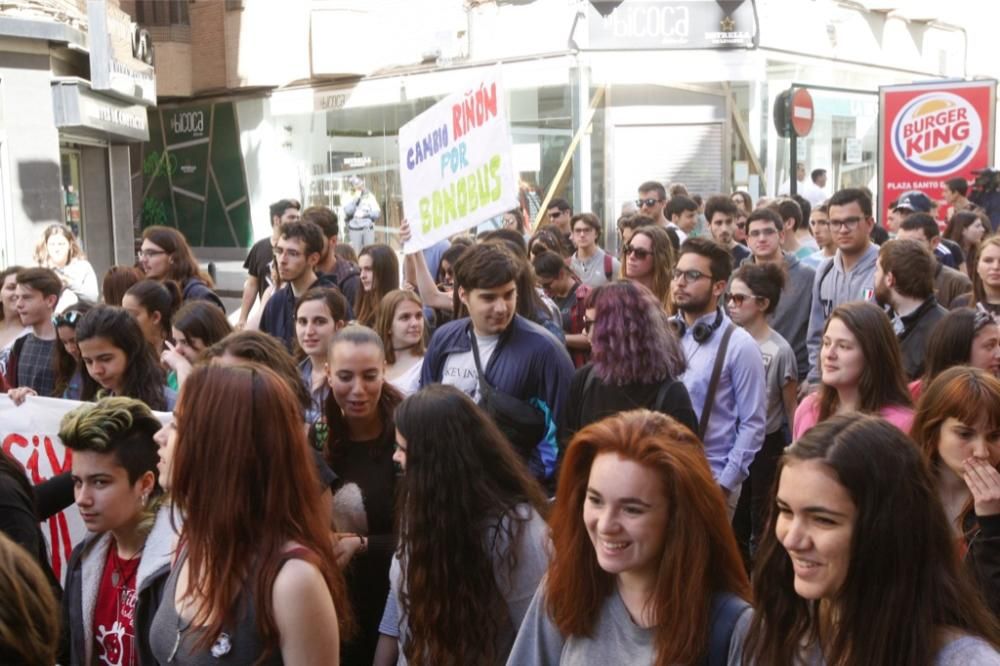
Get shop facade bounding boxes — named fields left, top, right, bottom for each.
left=0, top=0, right=154, bottom=273
left=139, top=0, right=969, bottom=254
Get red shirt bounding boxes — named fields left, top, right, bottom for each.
left=93, top=543, right=140, bottom=666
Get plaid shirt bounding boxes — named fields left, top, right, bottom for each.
left=16, top=334, right=56, bottom=397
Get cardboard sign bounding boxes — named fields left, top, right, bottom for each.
left=399, top=69, right=518, bottom=253
left=0, top=395, right=170, bottom=583
left=879, top=80, right=996, bottom=223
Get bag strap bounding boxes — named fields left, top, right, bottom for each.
left=603, top=252, right=613, bottom=280
left=705, top=593, right=751, bottom=666
left=654, top=377, right=676, bottom=414
left=469, top=329, right=494, bottom=400
left=698, top=323, right=736, bottom=439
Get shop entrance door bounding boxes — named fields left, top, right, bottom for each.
left=59, top=148, right=84, bottom=240
left=610, top=122, right=724, bottom=221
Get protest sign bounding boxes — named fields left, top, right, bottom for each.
left=399, top=67, right=519, bottom=253
left=0, top=394, right=170, bottom=583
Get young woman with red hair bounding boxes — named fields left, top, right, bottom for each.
left=148, top=364, right=352, bottom=664
left=508, top=409, right=751, bottom=665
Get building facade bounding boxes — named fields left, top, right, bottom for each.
left=0, top=0, right=155, bottom=273
left=8, top=0, right=985, bottom=264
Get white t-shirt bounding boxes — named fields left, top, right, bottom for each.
left=440, top=333, right=500, bottom=403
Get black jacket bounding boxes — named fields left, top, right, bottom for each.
left=896, top=297, right=947, bottom=380
left=965, top=512, right=1000, bottom=616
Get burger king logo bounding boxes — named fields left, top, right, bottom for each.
left=891, top=92, right=982, bottom=176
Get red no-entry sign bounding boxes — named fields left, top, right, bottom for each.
left=791, top=88, right=814, bottom=137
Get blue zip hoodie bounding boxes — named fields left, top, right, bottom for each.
left=421, top=315, right=574, bottom=482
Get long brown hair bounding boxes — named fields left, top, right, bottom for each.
left=547, top=409, right=750, bottom=665
left=34, top=223, right=85, bottom=267
left=374, top=289, right=425, bottom=365
left=354, top=244, right=399, bottom=327
left=0, top=533, right=60, bottom=666
left=170, top=364, right=353, bottom=659
left=142, top=226, right=215, bottom=287
left=912, top=366, right=1000, bottom=525
left=817, top=301, right=912, bottom=421
left=628, top=225, right=675, bottom=309
left=744, top=414, right=1000, bottom=665
left=394, top=385, right=549, bottom=663
left=972, top=236, right=1000, bottom=305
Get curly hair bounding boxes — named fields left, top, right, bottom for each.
left=75, top=306, right=168, bottom=410
left=394, top=385, right=548, bottom=664
left=586, top=281, right=685, bottom=385
left=33, top=224, right=85, bottom=268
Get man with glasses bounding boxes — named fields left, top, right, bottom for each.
left=739, top=208, right=814, bottom=382
left=636, top=181, right=681, bottom=250
left=259, top=221, right=341, bottom=350
left=238, top=198, right=301, bottom=329
left=545, top=198, right=573, bottom=237
left=670, top=238, right=766, bottom=519
left=569, top=213, right=619, bottom=288
left=805, top=188, right=880, bottom=383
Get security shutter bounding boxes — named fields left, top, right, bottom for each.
left=613, top=122, right=724, bottom=205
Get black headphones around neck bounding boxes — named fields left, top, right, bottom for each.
left=672, top=307, right=725, bottom=344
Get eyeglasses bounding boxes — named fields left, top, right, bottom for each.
left=572, top=226, right=595, bottom=235
left=547, top=210, right=564, bottom=219
left=53, top=311, right=81, bottom=327
left=137, top=249, right=166, bottom=259
left=671, top=269, right=711, bottom=283
left=748, top=227, right=778, bottom=239
left=624, top=245, right=652, bottom=260
left=735, top=221, right=746, bottom=230
left=636, top=198, right=663, bottom=208
left=582, top=316, right=595, bottom=334
left=726, top=293, right=764, bottom=306
left=829, top=216, right=863, bottom=231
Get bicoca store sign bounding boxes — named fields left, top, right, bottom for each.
left=879, top=80, right=996, bottom=224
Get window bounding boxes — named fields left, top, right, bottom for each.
left=135, top=0, right=189, bottom=27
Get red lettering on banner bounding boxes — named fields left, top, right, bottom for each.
left=3, top=433, right=73, bottom=579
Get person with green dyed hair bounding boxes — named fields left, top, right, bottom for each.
left=58, top=396, right=175, bottom=666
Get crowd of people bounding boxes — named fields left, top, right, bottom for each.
left=2, top=178, right=1000, bottom=665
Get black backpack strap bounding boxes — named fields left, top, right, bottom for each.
left=469, top=328, right=495, bottom=401
left=698, top=324, right=735, bottom=439
left=581, top=363, right=598, bottom=399
left=705, top=593, right=751, bottom=666
left=653, top=377, right=677, bottom=414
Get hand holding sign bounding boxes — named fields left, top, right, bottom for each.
left=399, top=68, right=519, bottom=253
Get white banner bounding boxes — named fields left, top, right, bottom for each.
left=0, top=394, right=169, bottom=584
left=399, top=67, right=519, bottom=253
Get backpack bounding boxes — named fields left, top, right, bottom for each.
left=603, top=252, right=614, bottom=281
left=704, top=593, right=751, bottom=666
left=581, top=364, right=679, bottom=414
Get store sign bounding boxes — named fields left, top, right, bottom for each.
left=52, top=80, right=150, bottom=142
left=879, top=80, right=996, bottom=221
left=398, top=68, right=518, bottom=253
left=587, top=0, right=755, bottom=50
left=87, top=0, right=157, bottom=106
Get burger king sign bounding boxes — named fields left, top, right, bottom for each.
left=879, top=80, right=995, bottom=223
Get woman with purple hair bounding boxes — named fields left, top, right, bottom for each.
left=560, top=280, right=697, bottom=444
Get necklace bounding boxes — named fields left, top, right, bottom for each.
left=110, top=545, right=143, bottom=588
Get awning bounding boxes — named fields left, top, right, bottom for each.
left=52, top=78, right=150, bottom=143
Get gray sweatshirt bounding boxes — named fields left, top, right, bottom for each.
left=739, top=252, right=815, bottom=383
left=805, top=243, right=880, bottom=382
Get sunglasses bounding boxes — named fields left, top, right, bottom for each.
left=624, top=245, right=652, bottom=260
left=636, top=198, right=663, bottom=208
left=671, top=269, right=711, bottom=283
left=53, top=311, right=82, bottom=328
left=726, top=293, right=764, bottom=306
